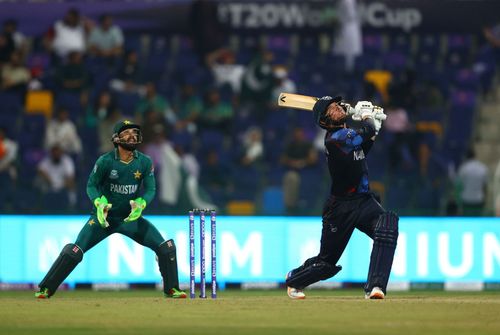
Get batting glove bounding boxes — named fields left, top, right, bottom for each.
left=94, top=195, right=112, bottom=228
left=372, top=106, right=387, bottom=135
left=124, top=197, right=147, bottom=222
left=352, top=101, right=377, bottom=120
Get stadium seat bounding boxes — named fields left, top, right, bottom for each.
left=0, top=91, right=23, bottom=115
left=226, top=200, right=256, bottom=215
left=56, top=91, right=83, bottom=121
left=261, top=187, right=285, bottom=215
left=25, top=90, right=54, bottom=119
left=362, top=34, right=385, bottom=56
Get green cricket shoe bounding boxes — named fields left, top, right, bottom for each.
left=35, top=288, right=50, bottom=299
left=165, top=288, right=187, bottom=299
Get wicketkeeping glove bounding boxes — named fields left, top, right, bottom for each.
left=124, top=197, right=146, bottom=222
left=94, top=195, right=112, bottom=228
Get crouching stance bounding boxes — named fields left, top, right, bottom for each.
left=35, top=120, right=186, bottom=299
left=285, top=97, right=399, bottom=299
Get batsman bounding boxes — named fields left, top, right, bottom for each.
left=35, top=120, right=187, bottom=299
left=285, top=97, right=399, bottom=300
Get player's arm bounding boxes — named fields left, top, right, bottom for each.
left=86, top=156, right=112, bottom=227
left=142, top=159, right=156, bottom=205
left=355, top=118, right=376, bottom=142
left=86, top=156, right=107, bottom=201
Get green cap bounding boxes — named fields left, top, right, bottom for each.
left=113, top=120, right=141, bottom=136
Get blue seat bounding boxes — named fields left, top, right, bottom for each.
left=0, top=113, right=20, bottom=138
left=19, top=114, right=46, bottom=148
left=124, top=34, right=143, bottom=54
left=382, top=51, right=408, bottom=73
left=56, top=91, right=83, bottom=121
left=387, top=33, right=413, bottom=54
left=199, top=130, right=225, bottom=151
left=445, top=33, right=472, bottom=56
left=13, top=186, right=40, bottom=212
left=452, top=68, right=480, bottom=91
left=0, top=91, right=23, bottom=114
left=261, top=187, right=285, bottom=215
left=363, top=34, right=385, bottom=56
left=114, top=92, right=141, bottom=116
left=417, top=33, right=442, bottom=58
left=41, top=191, right=69, bottom=213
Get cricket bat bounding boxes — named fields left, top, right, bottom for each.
left=277, top=93, right=318, bottom=111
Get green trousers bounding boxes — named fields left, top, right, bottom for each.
left=75, top=215, right=165, bottom=253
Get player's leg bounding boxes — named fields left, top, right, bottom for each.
left=357, top=196, right=399, bottom=299
left=117, top=217, right=186, bottom=298
left=285, top=198, right=353, bottom=296
left=35, top=216, right=111, bottom=298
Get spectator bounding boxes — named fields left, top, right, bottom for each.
left=142, top=126, right=184, bottom=209
left=483, top=22, right=500, bottom=66
left=3, top=19, right=27, bottom=57
left=200, top=149, right=233, bottom=204
left=45, top=8, right=88, bottom=60
left=135, top=82, right=172, bottom=122
left=239, top=126, right=264, bottom=167
left=36, top=145, right=76, bottom=207
left=0, top=30, right=15, bottom=65
left=172, top=84, right=202, bottom=134
left=240, top=48, right=274, bottom=105
left=44, top=107, right=83, bottom=155
left=456, top=148, right=488, bottom=216
left=383, top=102, right=415, bottom=171
left=199, top=88, right=233, bottom=132
left=0, top=127, right=18, bottom=205
left=55, top=51, right=90, bottom=93
left=141, top=109, right=170, bottom=145
left=110, top=50, right=145, bottom=94
left=332, top=0, right=362, bottom=73
left=84, top=90, right=115, bottom=128
left=206, top=48, right=245, bottom=94
left=271, top=65, right=297, bottom=103
left=98, top=108, right=123, bottom=154
left=280, top=127, right=318, bottom=214
left=240, top=48, right=275, bottom=121
left=88, top=14, right=124, bottom=62
left=1, top=50, right=30, bottom=92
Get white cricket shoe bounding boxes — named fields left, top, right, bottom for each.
left=287, top=286, right=306, bottom=300
left=365, top=286, right=385, bottom=300
left=285, top=271, right=305, bottom=300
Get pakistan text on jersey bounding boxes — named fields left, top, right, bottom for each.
left=110, top=184, right=138, bottom=195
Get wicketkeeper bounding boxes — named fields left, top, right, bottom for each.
left=285, top=97, right=399, bottom=300
left=35, top=120, right=187, bottom=299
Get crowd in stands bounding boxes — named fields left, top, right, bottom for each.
left=0, top=7, right=499, bottom=216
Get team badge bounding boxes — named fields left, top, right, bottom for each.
left=109, top=170, right=119, bottom=179
left=134, top=170, right=142, bottom=179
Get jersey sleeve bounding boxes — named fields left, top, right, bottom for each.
left=142, top=157, right=156, bottom=205
left=326, top=119, right=376, bottom=149
left=86, top=156, right=107, bottom=202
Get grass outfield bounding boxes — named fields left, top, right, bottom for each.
left=1, top=289, right=500, bottom=335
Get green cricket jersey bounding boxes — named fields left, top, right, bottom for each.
left=87, top=149, right=156, bottom=219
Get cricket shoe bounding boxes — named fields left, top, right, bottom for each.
left=35, top=288, right=50, bottom=299
left=286, top=271, right=305, bottom=300
left=165, top=288, right=187, bottom=299
left=365, top=286, right=385, bottom=300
